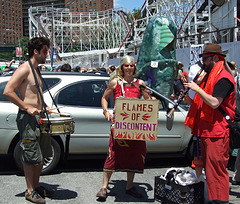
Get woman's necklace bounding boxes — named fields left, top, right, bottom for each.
left=123, top=77, right=134, bottom=84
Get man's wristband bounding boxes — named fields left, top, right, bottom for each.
left=103, top=109, right=108, bottom=115
left=196, top=87, right=201, bottom=94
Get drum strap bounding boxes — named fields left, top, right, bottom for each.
left=28, top=60, right=51, bottom=133
left=41, top=76, right=60, bottom=114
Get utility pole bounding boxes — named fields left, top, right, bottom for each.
left=6, top=29, right=21, bottom=60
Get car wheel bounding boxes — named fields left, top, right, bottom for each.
left=13, top=137, right=61, bottom=175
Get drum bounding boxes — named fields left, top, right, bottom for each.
left=41, top=117, right=75, bottom=135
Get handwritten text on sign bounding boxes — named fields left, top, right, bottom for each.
left=114, top=98, right=159, bottom=141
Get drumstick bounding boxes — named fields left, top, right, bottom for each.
left=50, top=111, right=70, bottom=117
left=49, top=106, right=65, bottom=111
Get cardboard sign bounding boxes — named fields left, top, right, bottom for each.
left=114, top=98, right=159, bottom=141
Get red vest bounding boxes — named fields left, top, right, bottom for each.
left=194, top=69, right=235, bottom=138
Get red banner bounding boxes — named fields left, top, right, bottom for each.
left=16, top=47, right=22, bottom=57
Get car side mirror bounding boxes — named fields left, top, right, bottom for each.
left=166, top=103, right=174, bottom=130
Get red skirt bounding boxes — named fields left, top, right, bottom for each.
left=104, top=128, right=146, bottom=173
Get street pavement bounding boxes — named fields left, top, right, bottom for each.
left=0, top=155, right=239, bottom=204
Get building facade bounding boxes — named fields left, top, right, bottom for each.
left=0, top=0, right=113, bottom=45
left=65, top=0, right=113, bottom=12
left=22, top=0, right=65, bottom=37
left=0, top=0, right=23, bottom=45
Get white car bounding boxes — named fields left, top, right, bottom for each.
left=0, top=72, right=192, bottom=174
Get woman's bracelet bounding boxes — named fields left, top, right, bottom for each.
left=103, top=109, right=108, bottom=115
left=196, top=87, right=201, bottom=94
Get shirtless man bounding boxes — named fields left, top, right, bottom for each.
left=4, top=37, right=53, bottom=204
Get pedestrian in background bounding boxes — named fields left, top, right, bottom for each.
left=178, top=61, right=188, bottom=83
left=61, top=63, right=72, bottom=72
left=184, top=43, right=235, bottom=203
left=230, top=61, right=240, bottom=185
left=232, top=149, right=240, bottom=185
left=171, top=69, right=186, bottom=102
left=108, top=65, right=116, bottom=74
left=39, top=65, right=46, bottom=71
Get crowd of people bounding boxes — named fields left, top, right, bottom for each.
left=0, top=59, right=116, bottom=77
left=2, top=36, right=240, bottom=204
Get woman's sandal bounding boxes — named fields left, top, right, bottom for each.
left=96, top=188, right=107, bottom=199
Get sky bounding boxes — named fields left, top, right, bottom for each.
left=114, top=0, right=146, bottom=12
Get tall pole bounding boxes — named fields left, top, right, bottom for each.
left=51, top=3, right=54, bottom=68
left=6, top=29, right=21, bottom=60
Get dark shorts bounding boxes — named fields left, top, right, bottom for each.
left=16, top=110, right=52, bottom=165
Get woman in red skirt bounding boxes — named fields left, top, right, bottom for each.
left=96, top=55, right=152, bottom=200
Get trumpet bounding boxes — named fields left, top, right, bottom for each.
left=166, top=61, right=204, bottom=119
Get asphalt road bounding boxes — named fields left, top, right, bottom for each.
left=0, top=155, right=239, bottom=204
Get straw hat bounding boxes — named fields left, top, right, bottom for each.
left=178, top=61, right=184, bottom=67
left=231, top=61, right=237, bottom=70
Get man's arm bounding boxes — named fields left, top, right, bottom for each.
left=184, top=78, right=233, bottom=109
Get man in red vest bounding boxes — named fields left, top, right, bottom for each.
left=184, top=44, right=235, bottom=203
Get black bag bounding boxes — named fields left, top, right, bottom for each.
left=229, top=120, right=240, bottom=149
left=218, top=106, right=240, bottom=149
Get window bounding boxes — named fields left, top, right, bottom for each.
left=0, top=81, right=19, bottom=101
left=0, top=78, right=60, bottom=102
left=42, top=78, right=61, bottom=92
left=56, top=80, right=112, bottom=107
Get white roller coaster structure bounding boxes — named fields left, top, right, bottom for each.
left=29, top=0, right=238, bottom=67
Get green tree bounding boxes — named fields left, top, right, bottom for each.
left=21, top=36, right=29, bottom=60
left=132, top=8, right=141, bottom=20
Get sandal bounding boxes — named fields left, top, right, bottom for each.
left=96, top=188, right=107, bottom=199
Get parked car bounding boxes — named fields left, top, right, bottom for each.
left=0, top=71, right=192, bottom=174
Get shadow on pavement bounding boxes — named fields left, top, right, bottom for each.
left=96, top=179, right=155, bottom=203
left=15, top=182, right=78, bottom=200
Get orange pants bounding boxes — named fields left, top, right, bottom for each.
left=201, top=136, right=229, bottom=201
